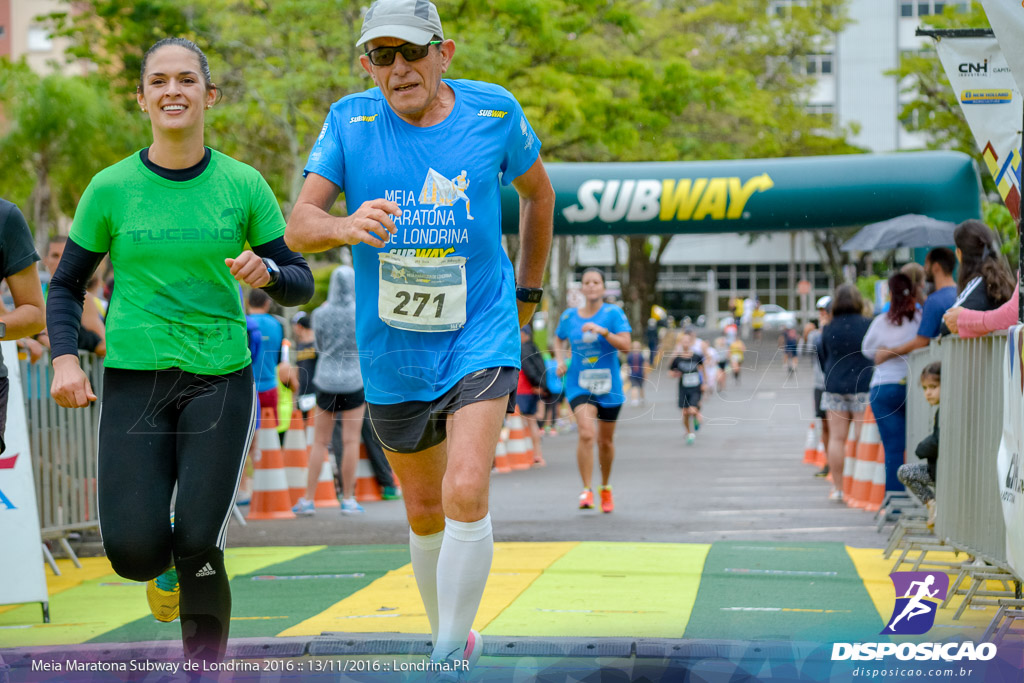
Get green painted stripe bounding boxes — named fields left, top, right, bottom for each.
left=88, top=545, right=410, bottom=644
left=483, top=542, right=710, bottom=638
left=684, top=541, right=883, bottom=642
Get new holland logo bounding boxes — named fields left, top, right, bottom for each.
left=884, top=571, right=948, bottom=635
left=961, top=89, right=1013, bottom=105
left=196, top=562, right=216, bottom=578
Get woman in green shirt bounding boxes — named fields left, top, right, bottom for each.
left=46, top=38, right=312, bottom=663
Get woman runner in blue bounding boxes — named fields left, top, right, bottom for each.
left=555, top=268, right=631, bottom=513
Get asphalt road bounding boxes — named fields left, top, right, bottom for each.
left=229, top=338, right=885, bottom=549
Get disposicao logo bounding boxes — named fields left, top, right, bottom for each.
left=884, top=571, right=947, bottom=635
left=831, top=571, right=997, bottom=663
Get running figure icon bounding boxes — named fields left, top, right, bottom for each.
left=887, top=574, right=939, bottom=632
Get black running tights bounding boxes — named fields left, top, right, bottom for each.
left=97, top=365, right=256, bottom=663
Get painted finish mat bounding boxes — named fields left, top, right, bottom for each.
left=482, top=542, right=710, bottom=637
left=0, top=547, right=322, bottom=647
left=92, top=546, right=409, bottom=644
left=684, top=541, right=883, bottom=641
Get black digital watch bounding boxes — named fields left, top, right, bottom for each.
left=515, top=287, right=544, bottom=304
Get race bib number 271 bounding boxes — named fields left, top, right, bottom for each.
left=378, top=253, right=467, bottom=332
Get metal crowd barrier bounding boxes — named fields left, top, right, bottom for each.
left=935, top=333, right=1007, bottom=566
left=18, top=351, right=104, bottom=561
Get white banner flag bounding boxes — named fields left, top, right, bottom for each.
left=934, top=35, right=1022, bottom=220
left=0, top=341, right=48, bottom=613
left=997, top=326, right=1024, bottom=576
left=982, top=1, right=1024, bottom=94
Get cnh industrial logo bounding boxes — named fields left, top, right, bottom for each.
left=832, top=571, right=997, bottom=662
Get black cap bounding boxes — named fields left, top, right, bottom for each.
left=292, top=311, right=312, bottom=329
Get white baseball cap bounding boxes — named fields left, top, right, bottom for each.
left=816, top=295, right=832, bottom=310
left=357, top=0, right=444, bottom=47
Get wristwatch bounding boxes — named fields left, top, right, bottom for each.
left=261, top=258, right=281, bottom=288
left=516, top=286, right=543, bottom=304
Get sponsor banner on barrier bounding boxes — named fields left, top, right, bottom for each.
left=998, top=326, right=1024, bottom=576
left=934, top=35, right=1022, bottom=220
left=0, top=341, right=47, bottom=610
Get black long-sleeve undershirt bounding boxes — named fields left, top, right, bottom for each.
left=47, top=236, right=313, bottom=360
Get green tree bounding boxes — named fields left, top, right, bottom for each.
left=0, top=59, right=145, bottom=253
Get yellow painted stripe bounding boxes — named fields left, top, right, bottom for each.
left=0, top=557, right=115, bottom=617
left=0, top=546, right=322, bottom=647
left=484, top=542, right=711, bottom=638
left=277, top=542, right=578, bottom=637
left=846, top=546, right=1000, bottom=639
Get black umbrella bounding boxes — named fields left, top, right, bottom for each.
left=841, top=214, right=957, bottom=252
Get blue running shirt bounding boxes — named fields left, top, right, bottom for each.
left=304, top=79, right=541, bottom=404
left=556, top=305, right=632, bottom=407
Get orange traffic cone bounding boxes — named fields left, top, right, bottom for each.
left=842, top=420, right=858, bottom=501
left=803, top=423, right=817, bottom=464
left=864, top=441, right=888, bottom=512
left=248, top=408, right=295, bottom=520
left=505, top=409, right=533, bottom=470
left=355, top=444, right=383, bottom=502
left=493, top=427, right=512, bottom=474
left=854, top=407, right=885, bottom=511
left=312, top=458, right=340, bottom=508
left=815, top=435, right=827, bottom=467
left=282, top=409, right=309, bottom=505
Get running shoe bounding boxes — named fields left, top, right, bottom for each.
left=547, top=427, right=558, bottom=436
left=291, top=497, right=315, bottom=516
left=829, top=489, right=843, bottom=502
left=382, top=486, right=403, bottom=500
left=428, top=629, right=483, bottom=683
left=814, top=465, right=830, bottom=478
left=694, top=416, right=701, bottom=431
left=340, top=498, right=365, bottom=515
left=146, top=567, right=179, bottom=622
left=599, top=486, right=614, bottom=513
left=686, top=432, right=696, bottom=446
left=578, top=489, right=594, bottom=509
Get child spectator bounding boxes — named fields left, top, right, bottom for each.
left=897, top=362, right=941, bottom=528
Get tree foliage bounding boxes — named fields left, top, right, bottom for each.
left=24, top=0, right=861, bottom=322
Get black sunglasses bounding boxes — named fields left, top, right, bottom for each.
left=365, top=41, right=442, bottom=67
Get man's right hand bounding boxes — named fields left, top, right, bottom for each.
left=50, top=355, right=97, bottom=408
left=338, top=199, right=402, bottom=248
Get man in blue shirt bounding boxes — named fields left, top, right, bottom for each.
left=875, top=247, right=957, bottom=363
left=285, top=0, right=553, bottom=677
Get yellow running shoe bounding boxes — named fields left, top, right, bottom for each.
left=146, top=568, right=179, bottom=622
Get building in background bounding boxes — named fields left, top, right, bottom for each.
left=1, top=0, right=78, bottom=76
left=573, top=233, right=836, bottom=329
left=797, top=0, right=970, bottom=152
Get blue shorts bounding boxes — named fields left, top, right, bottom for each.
left=516, top=393, right=540, bottom=416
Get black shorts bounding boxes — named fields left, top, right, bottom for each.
left=316, top=388, right=366, bottom=413
left=366, top=367, right=517, bottom=454
left=516, top=393, right=540, bottom=416
left=569, top=395, right=622, bottom=422
left=814, top=387, right=826, bottom=419
left=717, top=360, right=728, bottom=371
left=679, top=388, right=702, bottom=409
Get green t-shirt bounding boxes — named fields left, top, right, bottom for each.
left=70, top=149, right=285, bottom=374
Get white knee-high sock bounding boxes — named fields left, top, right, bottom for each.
left=409, top=528, right=444, bottom=645
left=431, top=514, right=493, bottom=662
